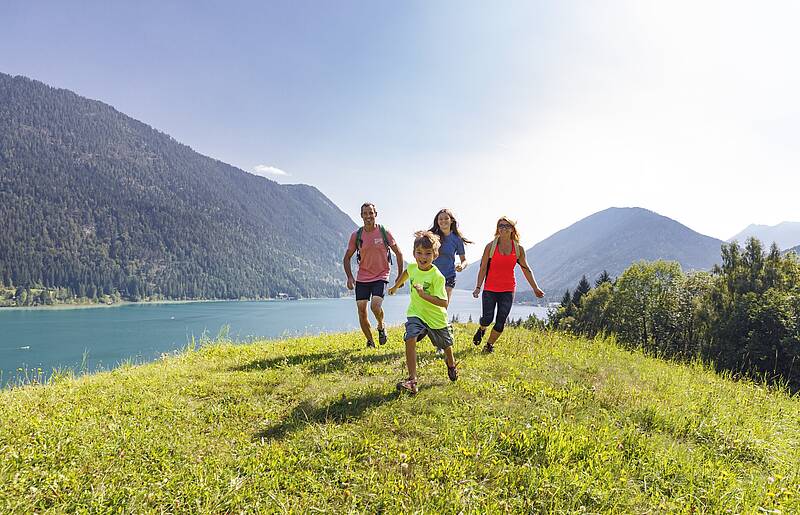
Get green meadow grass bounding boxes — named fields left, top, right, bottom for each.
left=1, top=325, right=799, bottom=513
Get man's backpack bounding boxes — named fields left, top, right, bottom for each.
left=356, top=225, right=392, bottom=264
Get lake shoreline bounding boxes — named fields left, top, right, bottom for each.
left=0, top=296, right=353, bottom=311
left=0, top=292, right=547, bottom=388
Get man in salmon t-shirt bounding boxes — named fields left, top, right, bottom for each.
left=343, top=202, right=404, bottom=348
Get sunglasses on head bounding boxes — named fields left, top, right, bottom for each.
left=498, top=223, right=513, bottom=229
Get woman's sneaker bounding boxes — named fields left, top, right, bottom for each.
left=366, top=340, right=376, bottom=348
left=473, top=328, right=486, bottom=346
left=396, top=378, right=418, bottom=395
left=378, top=328, right=388, bottom=345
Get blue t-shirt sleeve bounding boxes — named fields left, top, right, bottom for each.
left=456, top=236, right=465, bottom=256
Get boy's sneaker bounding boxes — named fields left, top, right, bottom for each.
left=377, top=328, right=388, bottom=345
left=483, top=342, right=494, bottom=353
left=473, top=328, right=486, bottom=346
left=447, top=363, right=459, bottom=382
left=366, top=340, right=376, bottom=348
left=396, top=378, right=418, bottom=395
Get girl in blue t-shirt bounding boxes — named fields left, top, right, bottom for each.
left=429, top=208, right=472, bottom=302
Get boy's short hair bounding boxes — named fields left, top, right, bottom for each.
left=414, top=230, right=441, bottom=253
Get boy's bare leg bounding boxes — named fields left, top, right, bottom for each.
left=356, top=300, right=373, bottom=342
left=404, top=337, right=418, bottom=379
left=443, top=346, right=456, bottom=368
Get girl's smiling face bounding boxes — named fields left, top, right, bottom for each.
left=437, top=212, right=452, bottom=233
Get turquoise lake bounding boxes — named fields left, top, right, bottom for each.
left=0, top=290, right=546, bottom=386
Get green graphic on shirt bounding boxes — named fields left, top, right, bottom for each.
left=406, top=264, right=448, bottom=329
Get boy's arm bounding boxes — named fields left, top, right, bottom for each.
left=413, top=284, right=448, bottom=308
left=388, top=269, right=409, bottom=295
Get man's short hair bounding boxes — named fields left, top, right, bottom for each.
left=360, top=202, right=376, bottom=214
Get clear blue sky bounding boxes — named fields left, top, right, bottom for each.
left=3, top=1, right=799, bottom=262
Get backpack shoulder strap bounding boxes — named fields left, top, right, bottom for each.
left=489, top=237, right=500, bottom=257
left=376, top=225, right=392, bottom=264
left=378, top=225, right=389, bottom=247
left=355, top=227, right=363, bottom=249
left=485, top=238, right=499, bottom=277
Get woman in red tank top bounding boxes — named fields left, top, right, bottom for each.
left=472, top=217, right=545, bottom=352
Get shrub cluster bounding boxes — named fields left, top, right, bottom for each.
left=547, top=238, right=800, bottom=388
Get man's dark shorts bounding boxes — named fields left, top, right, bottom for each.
left=404, top=317, right=454, bottom=350
left=355, top=280, right=387, bottom=301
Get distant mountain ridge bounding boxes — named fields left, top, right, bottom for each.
left=728, top=222, right=800, bottom=251
left=459, top=207, right=724, bottom=300
left=0, top=72, right=356, bottom=301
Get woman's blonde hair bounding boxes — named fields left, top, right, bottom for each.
left=493, top=216, right=520, bottom=243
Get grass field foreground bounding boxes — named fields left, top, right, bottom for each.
left=1, top=325, right=799, bottom=513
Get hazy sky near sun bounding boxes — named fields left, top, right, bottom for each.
left=3, top=1, right=798, bottom=262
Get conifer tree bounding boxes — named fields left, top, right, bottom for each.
left=595, top=270, right=612, bottom=287
left=572, top=275, right=592, bottom=307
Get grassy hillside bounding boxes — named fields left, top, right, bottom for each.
left=1, top=326, right=799, bottom=513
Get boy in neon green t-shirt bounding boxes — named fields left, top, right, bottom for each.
left=388, top=230, right=458, bottom=394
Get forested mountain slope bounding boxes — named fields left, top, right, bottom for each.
left=0, top=73, right=355, bottom=301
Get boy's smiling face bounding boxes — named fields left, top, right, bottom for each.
left=414, top=245, right=438, bottom=270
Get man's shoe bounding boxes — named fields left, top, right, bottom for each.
left=378, top=328, right=388, bottom=345
left=396, top=378, right=418, bottom=395
left=473, top=328, right=486, bottom=346
left=483, top=342, right=494, bottom=353
left=366, top=340, right=376, bottom=348
left=447, top=363, right=459, bottom=382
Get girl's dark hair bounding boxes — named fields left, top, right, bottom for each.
left=428, top=208, right=473, bottom=244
